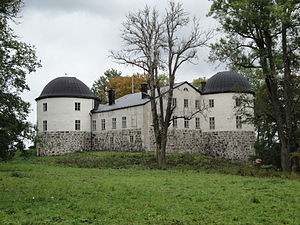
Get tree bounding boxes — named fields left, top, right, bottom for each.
left=209, top=0, right=300, bottom=171
left=192, top=77, right=207, bottom=91
left=111, top=2, right=211, bottom=167
left=106, top=74, right=147, bottom=99
left=91, top=68, right=121, bottom=103
left=0, top=0, right=41, bottom=160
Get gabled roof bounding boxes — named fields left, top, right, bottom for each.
left=93, top=81, right=198, bottom=113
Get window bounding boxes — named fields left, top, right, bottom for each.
left=184, top=118, right=189, bottom=128
left=43, top=120, right=47, bottom=131
left=183, top=87, right=189, bottom=91
left=92, top=120, right=96, bottom=131
left=172, top=98, right=177, bottom=108
left=195, top=117, right=200, bottom=129
left=110, top=136, right=114, bottom=145
left=209, top=99, right=214, bottom=108
left=236, top=98, right=242, bottom=107
left=101, top=119, right=106, bottom=130
left=195, top=100, right=200, bottom=109
left=112, top=118, right=116, bottom=129
left=43, top=103, right=47, bottom=112
left=209, top=117, right=215, bottom=130
left=122, top=117, right=127, bottom=128
left=184, top=99, right=189, bottom=108
left=236, top=116, right=242, bottom=129
left=129, top=135, right=134, bottom=143
left=173, top=116, right=177, bottom=128
left=75, top=120, right=80, bottom=130
left=75, top=102, right=80, bottom=111
left=131, top=115, right=137, bottom=127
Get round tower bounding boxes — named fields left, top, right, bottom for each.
left=35, top=77, right=98, bottom=156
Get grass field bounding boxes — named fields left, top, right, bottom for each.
left=0, top=151, right=300, bottom=225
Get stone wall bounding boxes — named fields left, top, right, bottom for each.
left=92, top=129, right=144, bottom=152
left=36, top=131, right=91, bottom=156
left=149, top=129, right=255, bottom=161
left=37, top=129, right=255, bottom=161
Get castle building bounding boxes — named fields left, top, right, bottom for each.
left=36, top=71, right=256, bottom=161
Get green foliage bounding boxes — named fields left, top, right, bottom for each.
left=0, top=152, right=300, bottom=224
left=0, top=0, right=41, bottom=160
left=208, top=0, right=300, bottom=170
left=191, top=77, right=207, bottom=91
left=91, top=68, right=122, bottom=103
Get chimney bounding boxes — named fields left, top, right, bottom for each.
left=141, top=83, right=148, bottom=99
left=201, top=82, right=206, bottom=92
left=108, top=89, right=115, bottom=105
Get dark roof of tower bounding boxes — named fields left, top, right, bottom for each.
left=36, top=77, right=97, bottom=101
left=203, top=71, right=254, bottom=94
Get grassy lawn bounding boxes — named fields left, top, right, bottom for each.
left=0, top=151, right=299, bottom=225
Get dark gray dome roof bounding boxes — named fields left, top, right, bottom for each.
left=203, top=71, right=254, bottom=94
left=36, top=77, right=97, bottom=101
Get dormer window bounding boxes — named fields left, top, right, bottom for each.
left=75, top=102, right=80, bottom=111
left=43, top=103, right=47, bottom=112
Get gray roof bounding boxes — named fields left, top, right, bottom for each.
left=94, top=82, right=187, bottom=113
left=36, top=77, right=98, bottom=101
left=203, top=71, right=254, bottom=94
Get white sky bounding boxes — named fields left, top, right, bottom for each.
left=12, top=0, right=225, bottom=124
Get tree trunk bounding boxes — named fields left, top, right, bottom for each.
left=156, top=136, right=167, bottom=168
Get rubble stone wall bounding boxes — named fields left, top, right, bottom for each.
left=92, top=129, right=144, bottom=152
left=36, top=131, right=91, bottom=156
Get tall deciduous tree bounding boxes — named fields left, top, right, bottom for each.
left=106, top=74, right=148, bottom=99
left=91, top=68, right=122, bottom=103
left=209, top=0, right=300, bottom=171
left=111, top=2, right=211, bottom=167
left=0, top=0, right=41, bottom=159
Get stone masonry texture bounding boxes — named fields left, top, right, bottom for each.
left=37, top=129, right=255, bottom=161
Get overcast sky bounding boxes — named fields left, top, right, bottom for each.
left=13, top=0, right=225, bottom=124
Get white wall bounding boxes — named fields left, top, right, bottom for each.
left=202, top=93, right=255, bottom=132
left=92, top=105, right=144, bottom=131
left=37, top=97, right=94, bottom=132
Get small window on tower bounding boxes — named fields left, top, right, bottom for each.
left=195, top=100, right=200, bottom=109
left=209, top=99, right=214, bottom=108
left=43, top=120, right=47, bottom=131
left=43, top=103, right=47, bottom=112
left=75, top=102, right=80, bottom=111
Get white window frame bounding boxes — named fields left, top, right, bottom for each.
left=129, top=135, right=134, bottom=143
left=122, top=117, right=127, bottom=128
left=184, top=99, right=188, bottom=108
left=236, top=116, right=242, bottom=129
left=43, top=103, right=47, bottom=112
left=209, top=99, right=214, bottom=108
left=209, top=117, right=215, bottom=130
left=184, top=118, right=189, bottom=129
left=75, top=102, right=81, bottom=111
left=112, top=118, right=116, bottom=129
left=43, top=120, right=47, bottom=131
left=101, top=119, right=106, bottom=131
left=173, top=116, right=177, bottom=128
left=92, top=120, right=96, bottom=131
left=195, top=100, right=200, bottom=109
left=195, top=117, right=200, bottom=129
left=75, top=120, right=80, bottom=131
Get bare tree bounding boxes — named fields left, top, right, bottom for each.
left=111, top=1, right=212, bottom=167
